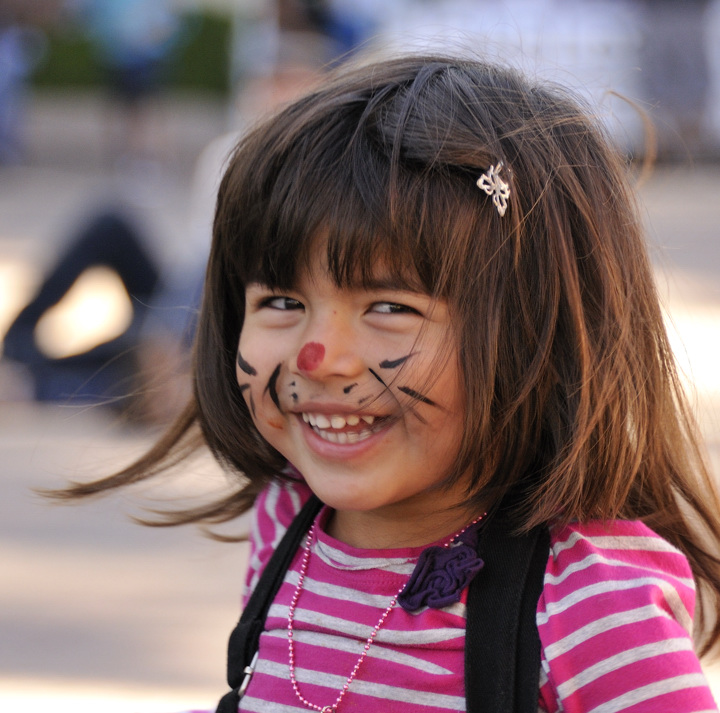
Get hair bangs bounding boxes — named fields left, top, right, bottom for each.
left=220, top=91, right=489, bottom=299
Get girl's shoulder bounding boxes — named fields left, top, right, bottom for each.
left=253, top=471, right=313, bottom=537
left=537, top=520, right=714, bottom=712
left=542, top=519, right=696, bottom=628
left=545, top=519, right=694, bottom=592
left=243, top=474, right=312, bottom=601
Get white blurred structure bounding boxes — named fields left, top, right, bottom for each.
left=375, top=0, right=646, bottom=148
left=231, top=0, right=720, bottom=155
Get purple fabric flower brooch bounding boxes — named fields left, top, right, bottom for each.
left=397, top=522, right=485, bottom=612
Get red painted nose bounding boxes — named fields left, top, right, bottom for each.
left=297, top=342, right=325, bottom=372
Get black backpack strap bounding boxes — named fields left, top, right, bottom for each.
left=215, top=493, right=323, bottom=713
left=465, top=519, right=550, bottom=713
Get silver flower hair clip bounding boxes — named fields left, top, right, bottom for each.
left=477, top=161, right=510, bottom=217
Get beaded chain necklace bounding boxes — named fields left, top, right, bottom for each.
left=287, top=512, right=487, bottom=713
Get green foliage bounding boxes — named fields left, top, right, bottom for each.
left=31, top=9, right=232, bottom=95
left=32, top=28, right=100, bottom=88
left=171, top=11, right=232, bottom=94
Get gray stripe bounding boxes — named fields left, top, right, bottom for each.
left=552, top=530, right=680, bottom=557
left=239, top=696, right=306, bottom=712
left=284, top=568, right=406, bottom=608
left=269, top=603, right=465, bottom=645
left=315, top=539, right=417, bottom=574
left=556, top=638, right=693, bottom=697
left=283, top=569, right=467, bottom=618
left=543, top=604, right=671, bottom=660
left=586, top=673, right=709, bottom=713
left=537, top=577, right=692, bottom=634
left=258, top=658, right=466, bottom=709
left=263, top=628, right=455, bottom=675
left=544, top=551, right=694, bottom=589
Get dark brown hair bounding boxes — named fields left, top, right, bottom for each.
left=56, top=54, right=720, bottom=652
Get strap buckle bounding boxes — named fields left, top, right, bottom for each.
left=238, top=651, right=259, bottom=698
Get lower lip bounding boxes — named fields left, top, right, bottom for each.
left=297, top=416, right=390, bottom=460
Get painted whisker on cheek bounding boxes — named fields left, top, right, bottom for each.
left=343, top=383, right=358, bottom=394
left=379, top=354, right=415, bottom=369
left=249, top=393, right=257, bottom=418
left=368, top=367, right=405, bottom=410
left=288, top=381, right=299, bottom=403
left=239, top=383, right=250, bottom=394
left=398, top=386, right=438, bottom=408
left=264, top=363, right=283, bottom=411
left=370, top=368, right=435, bottom=417
left=237, top=351, right=257, bottom=376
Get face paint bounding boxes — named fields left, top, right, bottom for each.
left=398, top=386, right=438, bottom=407
left=370, top=366, right=434, bottom=420
left=237, top=351, right=257, bottom=376
left=267, top=417, right=284, bottom=429
left=265, top=363, right=283, bottom=410
left=297, top=341, right=325, bottom=371
left=343, top=383, right=358, bottom=394
left=379, top=354, right=414, bottom=369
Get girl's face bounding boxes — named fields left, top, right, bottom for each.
left=236, top=259, right=473, bottom=547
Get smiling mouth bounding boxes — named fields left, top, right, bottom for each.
left=301, top=412, right=386, bottom=444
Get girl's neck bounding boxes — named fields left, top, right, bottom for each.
left=325, top=503, right=485, bottom=550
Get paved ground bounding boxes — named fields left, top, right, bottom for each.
left=2, top=90, right=720, bottom=711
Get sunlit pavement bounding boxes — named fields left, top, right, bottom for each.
left=0, top=402, right=249, bottom=713
left=2, top=93, right=720, bottom=710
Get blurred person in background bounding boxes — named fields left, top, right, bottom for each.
left=1, top=207, right=164, bottom=412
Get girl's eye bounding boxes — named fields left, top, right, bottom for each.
left=261, top=296, right=303, bottom=311
left=371, top=302, right=421, bottom=315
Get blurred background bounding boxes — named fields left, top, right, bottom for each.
left=2, top=0, right=720, bottom=710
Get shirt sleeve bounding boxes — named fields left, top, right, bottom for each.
left=242, top=475, right=313, bottom=606
left=537, top=520, right=718, bottom=712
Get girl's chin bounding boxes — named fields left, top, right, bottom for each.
left=299, top=478, right=388, bottom=517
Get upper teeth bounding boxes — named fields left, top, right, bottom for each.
left=302, top=413, right=375, bottom=429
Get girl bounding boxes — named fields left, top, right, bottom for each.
left=58, top=54, right=720, bottom=711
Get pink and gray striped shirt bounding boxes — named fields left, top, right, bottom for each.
left=237, top=477, right=717, bottom=712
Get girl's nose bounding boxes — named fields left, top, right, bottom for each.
left=293, top=318, right=365, bottom=380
